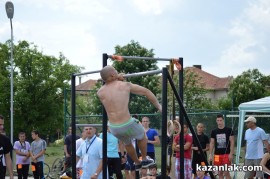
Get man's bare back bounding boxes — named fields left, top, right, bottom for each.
left=97, top=66, right=161, bottom=125
left=97, top=80, right=132, bottom=124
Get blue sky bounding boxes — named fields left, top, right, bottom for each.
left=1, top=0, right=269, bottom=81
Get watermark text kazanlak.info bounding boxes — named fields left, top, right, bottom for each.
left=196, top=164, right=262, bottom=172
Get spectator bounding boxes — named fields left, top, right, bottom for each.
left=260, top=152, right=270, bottom=178
left=30, top=130, right=47, bottom=179
left=14, top=132, right=31, bottom=179
left=142, top=116, right=160, bottom=161
left=156, top=165, right=171, bottom=179
left=75, top=129, right=87, bottom=179
left=0, top=115, right=14, bottom=179
left=100, top=127, right=124, bottom=179
left=209, top=114, right=234, bottom=179
left=64, top=126, right=80, bottom=170
left=173, top=123, right=193, bottom=179
left=195, top=169, right=210, bottom=179
left=244, top=116, right=270, bottom=179
left=76, top=126, right=103, bottom=179
left=149, top=164, right=158, bottom=177
left=192, top=123, right=209, bottom=179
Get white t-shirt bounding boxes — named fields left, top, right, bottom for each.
left=245, top=127, right=268, bottom=159
left=76, top=138, right=85, bottom=168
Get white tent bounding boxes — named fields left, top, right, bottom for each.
left=236, top=96, right=270, bottom=165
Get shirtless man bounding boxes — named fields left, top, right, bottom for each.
left=97, top=65, right=161, bottom=171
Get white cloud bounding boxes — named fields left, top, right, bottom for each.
left=219, top=0, right=270, bottom=74
left=245, top=0, right=270, bottom=28
left=132, top=0, right=163, bottom=15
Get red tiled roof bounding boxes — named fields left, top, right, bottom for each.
left=184, top=67, right=233, bottom=90
left=76, top=79, right=98, bottom=91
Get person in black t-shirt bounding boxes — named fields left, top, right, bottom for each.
left=192, top=123, right=209, bottom=178
left=209, top=114, right=234, bottom=179
left=0, top=115, right=14, bottom=179
left=63, top=126, right=80, bottom=171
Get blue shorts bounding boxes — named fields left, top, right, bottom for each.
left=108, top=117, right=145, bottom=145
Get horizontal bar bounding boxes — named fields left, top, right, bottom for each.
left=108, top=55, right=175, bottom=62
left=74, top=70, right=101, bottom=76
left=76, top=124, right=102, bottom=127
left=123, top=69, right=162, bottom=78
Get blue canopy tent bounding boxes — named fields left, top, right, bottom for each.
left=236, top=96, right=270, bottom=165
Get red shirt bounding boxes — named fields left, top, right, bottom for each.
left=174, top=133, right=193, bottom=159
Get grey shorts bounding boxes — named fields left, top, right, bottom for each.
left=244, top=158, right=263, bottom=178
left=108, top=117, right=145, bottom=145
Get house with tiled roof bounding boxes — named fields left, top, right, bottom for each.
left=76, top=65, right=233, bottom=101
left=185, top=65, right=233, bottom=101
left=76, top=79, right=98, bottom=94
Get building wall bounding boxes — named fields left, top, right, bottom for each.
left=206, top=89, right=228, bottom=102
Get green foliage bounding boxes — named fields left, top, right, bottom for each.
left=169, top=68, right=215, bottom=112
left=0, top=40, right=81, bottom=137
left=113, top=40, right=160, bottom=114
left=88, top=40, right=160, bottom=116
left=217, top=97, right=233, bottom=110
left=228, top=69, right=267, bottom=107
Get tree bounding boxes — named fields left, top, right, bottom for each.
left=228, top=69, right=267, bottom=107
left=87, top=40, right=161, bottom=127
left=113, top=40, right=160, bottom=114
left=168, top=68, right=216, bottom=114
left=0, top=40, right=81, bottom=138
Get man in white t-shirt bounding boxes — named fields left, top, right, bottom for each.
left=75, top=129, right=87, bottom=179
left=244, top=116, right=270, bottom=179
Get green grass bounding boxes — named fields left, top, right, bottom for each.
left=45, top=145, right=65, bottom=167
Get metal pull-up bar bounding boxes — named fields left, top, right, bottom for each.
left=123, top=69, right=162, bottom=78
left=108, top=54, right=177, bottom=62
left=74, top=69, right=162, bottom=79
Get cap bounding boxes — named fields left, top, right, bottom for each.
left=244, top=116, right=256, bottom=123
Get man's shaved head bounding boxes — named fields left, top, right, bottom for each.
left=100, top=65, right=116, bottom=81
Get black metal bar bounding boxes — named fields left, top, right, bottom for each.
left=108, top=55, right=175, bottom=61
left=167, top=73, right=215, bottom=179
left=102, top=53, right=108, bottom=179
left=178, top=58, right=184, bottom=179
left=161, top=68, right=168, bottom=179
left=71, top=74, right=76, bottom=179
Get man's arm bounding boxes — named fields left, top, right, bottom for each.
left=260, top=153, right=270, bottom=174
left=130, top=83, right=161, bottom=112
left=91, top=159, right=102, bottom=179
left=64, top=144, right=70, bottom=157
left=209, top=138, right=215, bottom=161
left=32, top=149, right=46, bottom=160
left=148, top=131, right=160, bottom=145
left=263, top=140, right=270, bottom=153
left=203, top=143, right=210, bottom=152
left=5, top=152, right=14, bottom=178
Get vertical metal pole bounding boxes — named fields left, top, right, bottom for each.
left=161, top=68, right=168, bottom=179
left=64, top=88, right=67, bottom=136
left=178, top=58, right=184, bottom=179
left=10, top=18, right=14, bottom=149
left=102, top=53, right=108, bottom=179
left=71, top=74, right=76, bottom=179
